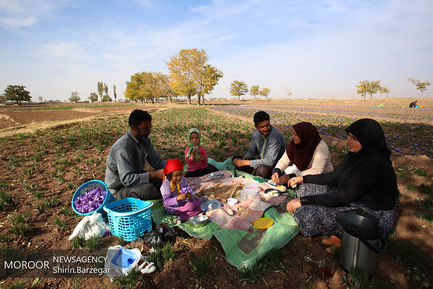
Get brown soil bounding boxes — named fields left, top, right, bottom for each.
left=0, top=99, right=432, bottom=289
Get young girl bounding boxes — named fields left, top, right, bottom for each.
left=184, top=128, right=217, bottom=177
left=160, top=159, right=202, bottom=223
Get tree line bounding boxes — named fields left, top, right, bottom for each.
left=1, top=53, right=431, bottom=105
left=356, top=78, right=430, bottom=100
left=124, top=48, right=273, bottom=104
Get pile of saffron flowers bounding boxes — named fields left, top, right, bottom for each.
left=73, top=187, right=107, bottom=214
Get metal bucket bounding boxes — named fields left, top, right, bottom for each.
left=336, top=210, right=386, bottom=276
left=339, top=232, right=381, bottom=276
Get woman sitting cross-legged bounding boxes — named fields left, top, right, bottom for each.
left=271, top=121, right=333, bottom=185
left=286, top=118, right=398, bottom=244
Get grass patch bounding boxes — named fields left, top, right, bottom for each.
left=9, top=212, right=31, bottom=237
left=60, top=207, right=74, bottom=216
left=405, top=183, right=417, bottom=192
left=416, top=198, right=433, bottom=223
left=238, top=249, right=286, bottom=283
left=54, top=216, right=68, bottom=231
left=189, top=250, right=216, bottom=278
left=395, top=240, right=433, bottom=288
left=70, top=236, right=103, bottom=252
left=0, top=190, right=12, bottom=211
left=414, top=168, right=427, bottom=177
left=71, top=236, right=86, bottom=249
left=418, top=183, right=433, bottom=196
left=113, top=269, right=141, bottom=288
left=36, top=197, right=60, bottom=213
left=148, top=242, right=174, bottom=271
left=0, top=281, right=26, bottom=289
left=346, top=268, right=390, bottom=289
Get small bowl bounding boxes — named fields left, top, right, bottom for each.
left=187, top=215, right=209, bottom=228
left=227, top=198, right=238, bottom=206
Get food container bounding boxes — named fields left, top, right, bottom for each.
left=187, top=215, right=209, bottom=228
left=227, top=198, right=238, bottom=206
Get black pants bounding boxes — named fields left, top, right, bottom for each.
left=113, top=178, right=163, bottom=200
left=236, top=164, right=273, bottom=179
left=185, top=165, right=218, bottom=178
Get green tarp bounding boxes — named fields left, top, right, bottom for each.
left=149, top=170, right=299, bottom=269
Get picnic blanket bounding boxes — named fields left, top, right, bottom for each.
left=150, top=170, right=299, bottom=269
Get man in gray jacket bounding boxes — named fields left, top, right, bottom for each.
left=233, top=111, right=286, bottom=179
left=105, top=110, right=166, bottom=200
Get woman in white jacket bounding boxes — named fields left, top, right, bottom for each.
left=271, top=122, right=333, bottom=184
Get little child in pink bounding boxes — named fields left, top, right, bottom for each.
left=184, top=128, right=217, bottom=177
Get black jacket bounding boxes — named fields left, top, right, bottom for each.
left=301, top=152, right=398, bottom=210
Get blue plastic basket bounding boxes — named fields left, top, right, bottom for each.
left=103, top=198, right=153, bottom=242
left=72, top=180, right=114, bottom=216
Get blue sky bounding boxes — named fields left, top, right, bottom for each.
left=1, top=0, right=432, bottom=101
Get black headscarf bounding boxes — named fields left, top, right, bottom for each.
left=345, top=118, right=391, bottom=158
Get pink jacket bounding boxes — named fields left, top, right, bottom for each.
left=184, top=145, right=208, bottom=172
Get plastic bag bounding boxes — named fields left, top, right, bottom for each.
left=104, top=246, right=142, bottom=281
left=143, top=223, right=176, bottom=248
left=68, top=212, right=109, bottom=241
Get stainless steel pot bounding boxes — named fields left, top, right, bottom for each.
left=336, top=210, right=386, bottom=276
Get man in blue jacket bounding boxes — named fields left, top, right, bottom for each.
left=105, top=109, right=166, bottom=200
left=233, top=111, right=286, bottom=179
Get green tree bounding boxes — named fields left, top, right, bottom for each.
left=89, top=92, right=98, bottom=103
left=3, top=85, right=31, bottom=106
left=69, top=91, right=80, bottom=103
left=356, top=80, right=369, bottom=100
left=97, top=82, right=104, bottom=101
left=250, top=85, right=259, bottom=98
left=101, top=94, right=112, bottom=102
left=166, top=48, right=208, bottom=105
left=408, top=78, right=431, bottom=95
left=259, top=87, right=270, bottom=99
left=113, top=85, right=117, bottom=103
left=230, top=81, right=248, bottom=100
left=197, top=64, right=223, bottom=105
left=103, top=83, right=109, bottom=100
left=379, top=86, right=390, bottom=98
left=0, top=93, right=5, bottom=103
left=367, top=80, right=381, bottom=99
left=125, top=72, right=160, bottom=103
left=154, top=73, right=175, bottom=103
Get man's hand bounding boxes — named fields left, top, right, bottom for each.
left=233, top=158, right=250, bottom=167
left=149, top=169, right=164, bottom=179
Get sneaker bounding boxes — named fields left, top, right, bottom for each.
left=140, top=262, right=156, bottom=274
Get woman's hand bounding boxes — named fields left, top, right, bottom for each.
left=286, top=198, right=301, bottom=214
left=278, top=174, right=291, bottom=185
left=271, top=172, right=280, bottom=183
left=288, top=176, right=303, bottom=188
left=177, top=194, right=187, bottom=201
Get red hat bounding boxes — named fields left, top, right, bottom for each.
left=163, top=159, right=184, bottom=177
